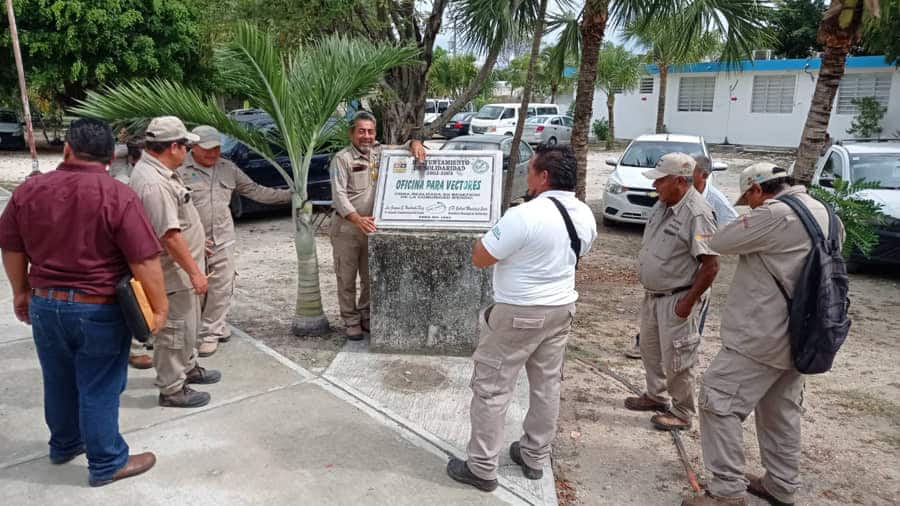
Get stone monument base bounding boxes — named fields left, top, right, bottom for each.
left=368, top=230, right=492, bottom=354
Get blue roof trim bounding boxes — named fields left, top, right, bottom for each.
left=642, top=55, right=895, bottom=74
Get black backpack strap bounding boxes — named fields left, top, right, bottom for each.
left=547, top=196, right=581, bottom=269
left=776, top=193, right=827, bottom=245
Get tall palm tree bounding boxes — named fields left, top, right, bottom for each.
left=547, top=0, right=773, bottom=201
left=624, top=18, right=721, bottom=134
left=793, top=0, right=883, bottom=185
left=595, top=43, right=643, bottom=150
left=503, top=0, right=550, bottom=210
left=72, top=23, right=418, bottom=336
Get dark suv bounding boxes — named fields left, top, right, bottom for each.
left=220, top=110, right=334, bottom=218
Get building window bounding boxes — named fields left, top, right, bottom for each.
left=677, top=76, right=715, bottom=112
left=639, top=77, right=654, bottom=94
left=751, top=75, right=796, bottom=113
left=836, top=74, right=892, bottom=115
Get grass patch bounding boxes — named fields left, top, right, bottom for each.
left=824, top=388, right=900, bottom=424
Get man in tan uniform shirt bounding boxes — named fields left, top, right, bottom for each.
left=683, top=163, right=843, bottom=506
left=178, top=126, right=292, bottom=357
left=624, top=152, right=719, bottom=431
left=129, top=117, right=221, bottom=408
left=329, top=111, right=425, bottom=339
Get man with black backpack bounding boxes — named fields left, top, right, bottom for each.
left=683, top=163, right=847, bottom=506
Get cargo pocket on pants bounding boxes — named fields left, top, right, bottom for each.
left=470, top=349, right=503, bottom=399
left=671, top=334, right=700, bottom=373
left=159, top=320, right=186, bottom=350
left=699, top=376, right=740, bottom=416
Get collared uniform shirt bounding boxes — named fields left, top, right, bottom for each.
left=129, top=153, right=206, bottom=292
left=178, top=153, right=292, bottom=249
left=330, top=142, right=383, bottom=218
left=0, top=162, right=161, bottom=295
left=710, top=185, right=844, bottom=369
left=702, top=182, right=738, bottom=226
left=637, top=187, right=718, bottom=293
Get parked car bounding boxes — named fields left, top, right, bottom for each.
left=601, top=134, right=724, bottom=225
left=522, top=114, right=572, bottom=145
left=424, top=98, right=452, bottom=125
left=440, top=112, right=475, bottom=139
left=0, top=109, right=25, bottom=150
left=440, top=134, right=532, bottom=203
left=220, top=109, right=334, bottom=218
left=812, top=140, right=900, bottom=268
left=469, top=102, right=559, bottom=136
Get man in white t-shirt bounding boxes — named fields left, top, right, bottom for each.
left=447, top=145, right=597, bottom=492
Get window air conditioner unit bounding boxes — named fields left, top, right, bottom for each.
left=752, top=49, right=773, bottom=60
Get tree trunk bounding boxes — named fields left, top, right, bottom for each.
left=656, top=65, right=668, bottom=134
left=606, top=93, right=615, bottom=151
left=290, top=198, right=330, bottom=335
left=504, top=0, right=549, bottom=210
left=381, top=64, right=428, bottom=144
left=794, top=0, right=865, bottom=185
left=572, top=0, right=609, bottom=202
left=550, top=82, right=559, bottom=104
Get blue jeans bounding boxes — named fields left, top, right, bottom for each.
left=29, top=291, right=130, bottom=482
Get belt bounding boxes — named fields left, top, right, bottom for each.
left=33, top=288, right=117, bottom=305
left=648, top=286, right=692, bottom=298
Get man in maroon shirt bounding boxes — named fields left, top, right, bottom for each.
left=0, top=118, right=167, bottom=487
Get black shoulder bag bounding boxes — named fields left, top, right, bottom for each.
left=547, top=197, right=582, bottom=269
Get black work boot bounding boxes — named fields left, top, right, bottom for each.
left=446, top=457, right=498, bottom=492
left=159, top=385, right=211, bottom=408
left=509, top=442, right=543, bottom=480
left=186, top=365, right=222, bottom=385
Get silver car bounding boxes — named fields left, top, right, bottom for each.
left=521, top=114, right=572, bottom=146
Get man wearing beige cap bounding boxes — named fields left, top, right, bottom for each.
left=624, top=152, right=719, bottom=431
left=129, top=116, right=221, bottom=408
left=178, top=125, right=292, bottom=357
left=683, top=163, right=843, bottom=506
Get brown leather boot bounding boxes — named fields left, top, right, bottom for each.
left=681, top=492, right=748, bottom=505
left=624, top=393, right=667, bottom=412
left=345, top=325, right=364, bottom=341
left=128, top=354, right=153, bottom=370
left=651, top=411, right=691, bottom=431
left=89, top=452, right=156, bottom=487
left=746, top=474, right=794, bottom=505
left=159, top=385, right=211, bottom=408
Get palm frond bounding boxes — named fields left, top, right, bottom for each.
left=72, top=23, right=418, bottom=201
left=450, top=0, right=541, bottom=55
left=545, top=10, right=582, bottom=80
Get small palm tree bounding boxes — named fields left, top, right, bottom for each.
left=72, top=23, right=418, bottom=336
left=546, top=0, right=773, bottom=200
left=794, top=0, right=884, bottom=184
left=595, top=43, right=643, bottom=150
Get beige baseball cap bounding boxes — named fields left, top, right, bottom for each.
left=735, top=162, right=789, bottom=205
left=642, top=152, right=696, bottom=180
left=192, top=125, right=222, bottom=149
left=144, top=116, right=199, bottom=143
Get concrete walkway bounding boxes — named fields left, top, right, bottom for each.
left=0, top=186, right=555, bottom=505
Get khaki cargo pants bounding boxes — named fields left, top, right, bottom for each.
left=639, top=291, right=705, bottom=422
left=466, top=302, right=575, bottom=481
left=200, top=245, right=235, bottom=343
left=154, top=289, right=199, bottom=395
left=329, top=215, right=369, bottom=327
left=700, top=347, right=804, bottom=504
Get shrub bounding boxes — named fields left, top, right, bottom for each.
left=592, top=118, right=609, bottom=141
left=810, top=177, right=885, bottom=258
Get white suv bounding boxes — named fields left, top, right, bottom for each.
left=601, top=134, right=724, bottom=224
left=812, top=140, right=900, bottom=266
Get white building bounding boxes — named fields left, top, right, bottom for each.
left=557, top=55, right=899, bottom=147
